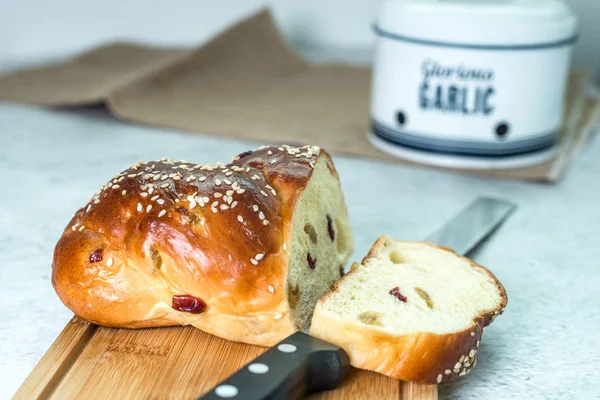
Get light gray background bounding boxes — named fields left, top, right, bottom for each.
left=1, top=0, right=599, bottom=80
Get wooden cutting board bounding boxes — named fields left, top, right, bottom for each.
left=14, top=317, right=437, bottom=399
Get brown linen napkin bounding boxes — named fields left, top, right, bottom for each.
left=0, top=10, right=598, bottom=182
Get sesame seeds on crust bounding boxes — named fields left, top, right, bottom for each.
left=68, top=145, right=321, bottom=268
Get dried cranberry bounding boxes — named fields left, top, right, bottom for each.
left=175, top=206, right=188, bottom=215
left=88, top=248, right=103, bottom=263
left=235, top=150, right=253, bottom=160
left=326, top=215, right=335, bottom=242
left=389, top=287, right=407, bottom=303
left=172, top=295, right=207, bottom=314
left=307, top=253, right=317, bottom=269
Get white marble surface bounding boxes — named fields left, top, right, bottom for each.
left=1, top=102, right=599, bottom=399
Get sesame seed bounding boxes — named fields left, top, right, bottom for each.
left=253, top=205, right=259, bottom=212
left=148, top=187, right=154, bottom=195
left=173, top=175, right=181, bottom=180
left=146, top=205, right=152, bottom=213
left=237, top=189, right=245, bottom=194
left=151, top=195, right=159, bottom=201
left=270, top=159, right=277, bottom=164
left=263, top=220, right=269, bottom=225
left=200, top=217, right=206, bottom=226
left=226, top=190, right=234, bottom=196
left=153, top=174, right=160, bottom=181
left=469, top=349, right=477, bottom=357
left=121, top=190, right=127, bottom=196
left=212, top=207, right=218, bottom=213
left=199, top=176, right=207, bottom=182
left=220, top=204, right=229, bottom=210
left=161, top=183, right=169, bottom=188
left=224, top=179, right=232, bottom=185
left=112, top=184, right=120, bottom=189
left=237, top=215, right=244, bottom=223
left=267, top=150, right=273, bottom=155
left=250, top=258, right=258, bottom=265
left=268, top=285, right=275, bottom=293
left=259, top=212, right=265, bottom=220
left=232, top=182, right=240, bottom=189
left=137, top=203, right=143, bottom=212
left=283, top=243, right=287, bottom=250
left=94, top=199, right=100, bottom=204
left=246, top=167, right=250, bottom=172
left=231, top=201, right=238, bottom=208
left=251, top=175, right=260, bottom=180
left=471, top=332, right=476, bottom=337
left=215, top=179, right=221, bottom=186
left=270, top=189, right=276, bottom=196
left=436, top=374, right=442, bottom=383
left=214, top=193, right=223, bottom=198
left=157, top=199, right=165, bottom=205
left=459, top=370, right=466, bottom=377
left=86, top=205, right=91, bottom=212
left=141, top=193, right=149, bottom=198
left=445, top=369, right=451, bottom=375
left=158, top=210, right=166, bottom=217
left=459, top=355, right=465, bottom=363
left=78, top=225, right=85, bottom=231
left=106, top=258, right=113, bottom=267
left=226, top=197, right=232, bottom=205
left=476, top=341, right=480, bottom=347
left=260, top=190, right=268, bottom=197
left=189, top=200, right=197, bottom=209
left=225, top=172, right=233, bottom=176
left=274, top=313, right=283, bottom=320
left=255, top=253, right=264, bottom=260
left=212, top=201, right=218, bottom=208
left=72, top=225, right=77, bottom=231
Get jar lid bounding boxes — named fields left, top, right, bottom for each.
left=376, top=0, right=578, bottom=48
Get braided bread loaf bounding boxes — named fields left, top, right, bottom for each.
left=52, top=145, right=353, bottom=346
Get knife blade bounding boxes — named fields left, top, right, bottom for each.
left=198, top=197, right=516, bottom=400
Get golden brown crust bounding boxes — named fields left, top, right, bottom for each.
left=311, top=236, right=507, bottom=383
left=52, top=145, right=327, bottom=346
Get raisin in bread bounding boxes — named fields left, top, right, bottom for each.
left=52, top=145, right=353, bottom=347
left=309, top=236, right=506, bottom=383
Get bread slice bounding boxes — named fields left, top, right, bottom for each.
left=309, top=236, right=507, bottom=383
left=52, top=145, right=353, bottom=347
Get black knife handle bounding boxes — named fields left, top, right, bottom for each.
left=198, top=332, right=350, bottom=400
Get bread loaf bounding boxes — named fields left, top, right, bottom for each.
left=309, top=236, right=506, bottom=383
left=52, top=145, right=354, bottom=346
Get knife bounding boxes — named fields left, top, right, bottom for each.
left=198, top=197, right=516, bottom=399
